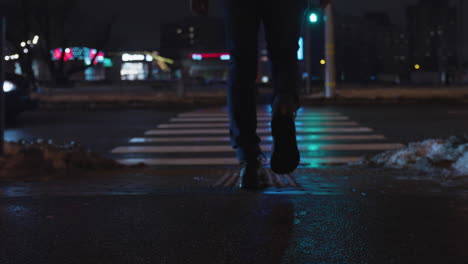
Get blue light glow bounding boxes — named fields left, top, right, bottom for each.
left=192, top=54, right=203, bottom=61
left=220, top=54, right=231, bottom=61
left=298, top=37, right=304, bottom=60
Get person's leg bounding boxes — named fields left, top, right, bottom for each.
left=223, top=0, right=262, bottom=163
left=261, top=0, right=307, bottom=108
left=261, top=0, right=307, bottom=174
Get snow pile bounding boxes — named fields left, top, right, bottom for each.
left=360, top=136, right=468, bottom=178
left=0, top=140, right=122, bottom=178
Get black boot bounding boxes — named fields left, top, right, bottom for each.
left=239, top=157, right=265, bottom=190
left=270, top=95, right=300, bottom=174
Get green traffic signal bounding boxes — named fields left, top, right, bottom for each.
left=309, top=13, right=318, bottom=23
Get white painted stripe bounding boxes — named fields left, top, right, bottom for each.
left=283, top=174, right=298, bottom=187
left=145, top=127, right=372, bottom=135
left=225, top=173, right=239, bottom=187
left=178, top=112, right=341, bottom=117
left=129, top=135, right=387, bottom=143
left=157, top=121, right=359, bottom=128
left=171, top=116, right=349, bottom=122
left=117, top=156, right=362, bottom=166
left=111, top=143, right=403, bottom=154
left=265, top=170, right=274, bottom=186
left=214, top=172, right=231, bottom=187
left=301, top=157, right=361, bottom=164
left=275, top=174, right=286, bottom=187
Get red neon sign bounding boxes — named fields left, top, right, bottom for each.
left=190, top=53, right=230, bottom=59
left=53, top=48, right=74, bottom=61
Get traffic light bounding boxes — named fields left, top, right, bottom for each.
left=309, top=12, right=319, bottom=23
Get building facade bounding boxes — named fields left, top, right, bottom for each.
left=407, top=0, right=458, bottom=79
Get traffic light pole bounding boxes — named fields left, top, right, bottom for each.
left=0, top=17, right=5, bottom=155
left=324, top=3, right=336, bottom=98
left=305, top=21, right=312, bottom=94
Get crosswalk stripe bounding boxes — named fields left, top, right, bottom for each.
left=225, top=173, right=239, bottom=187
left=111, top=143, right=403, bottom=154
left=283, top=174, right=298, bottom=187
left=177, top=112, right=341, bottom=117
left=265, top=170, right=275, bottom=186
left=145, top=127, right=373, bottom=135
left=116, top=156, right=362, bottom=166
left=171, top=116, right=349, bottom=122
left=129, top=135, right=387, bottom=143
left=214, top=172, right=231, bottom=187
left=274, top=173, right=286, bottom=187
left=110, top=107, right=403, bottom=169
left=157, top=122, right=359, bottom=128
left=301, top=156, right=362, bottom=164
left=216, top=172, right=300, bottom=188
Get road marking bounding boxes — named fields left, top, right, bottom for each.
left=177, top=112, right=341, bottom=117
left=157, top=121, right=359, bottom=128
left=116, top=157, right=362, bottom=166
left=129, top=134, right=387, bottom=143
left=171, top=116, right=349, bottom=122
left=283, top=174, right=298, bottom=187
left=265, top=170, right=274, bottom=186
left=111, top=143, right=403, bottom=154
left=274, top=173, right=286, bottom=187
left=145, top=127, right=373, bottom=135
left=225, top=172, right=239, bottom=187
left=213, top=170, right=298, bottom=188
left=214, top=172, right=232, bottom=187
left=301, top=156, right=361, bottom=164
left=110, top=108, right=403, bottom=169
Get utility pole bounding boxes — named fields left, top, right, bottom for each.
left=0, top=17, right=5, bottom=155
left=324, top=2, right=336, bottom=98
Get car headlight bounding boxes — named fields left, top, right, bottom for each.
left=3, top=81, right=17, bottom=93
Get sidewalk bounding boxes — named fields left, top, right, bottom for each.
left=32, top=84, right=468, bottom=109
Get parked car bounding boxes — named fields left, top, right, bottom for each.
left=3, top=73, right=37, bottom=120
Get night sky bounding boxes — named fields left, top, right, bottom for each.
left=98, top=0, right=424, bottom=50
left=2, top=0, right=462, bottom=51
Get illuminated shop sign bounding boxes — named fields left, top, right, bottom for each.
left=190, top=53, right=231, bottom=61
left=50, top=47, right=104, bottom=65
left=122, top=53, right=154, bottom=62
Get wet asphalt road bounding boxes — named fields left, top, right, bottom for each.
left=2, top=192, right=468, bottom=263
left=5, top=104, right=468, bottom=156
left=1, top=104, right=468, bottom=263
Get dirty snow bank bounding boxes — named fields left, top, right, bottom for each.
left=0, top=140, right=123, bottom=178
left=358, top=136, right=468, bottom=180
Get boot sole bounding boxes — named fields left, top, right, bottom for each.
left=270, top=113, right=300, bottom=174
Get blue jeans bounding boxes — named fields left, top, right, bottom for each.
left=223, top=0, right=307, bottom=162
